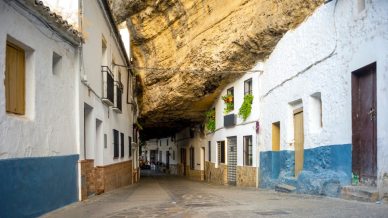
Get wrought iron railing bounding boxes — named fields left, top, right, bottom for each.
left=101, top=66, right=114, bottom=106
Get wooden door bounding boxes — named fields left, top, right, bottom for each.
left=227, top=136, right=237, bottom=185
left=201, top=147, right=205, bottom=180
left=294, top=108, right=304, bottom=177
left=166, top=151, right=170, bottom=169
left=352, top=63, right=377, bottom=185
left=181, top=148, right=186, bottom=176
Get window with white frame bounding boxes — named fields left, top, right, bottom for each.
left=243, top=136, right=253, bottom=166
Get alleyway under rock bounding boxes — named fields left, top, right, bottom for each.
left=43, top=171, right=388, bottom=218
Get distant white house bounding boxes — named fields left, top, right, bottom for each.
left=204, top=69, right=261, bottom=187
left=143, top=137, right=178, bottom=174
left=0, top=0, right=82, bottom=217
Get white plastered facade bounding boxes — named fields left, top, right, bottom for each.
left=79, top=0, right=134, bottom=166
left=257, top=0, right=388, bottom=193
left=0, top=0, right=79, bottom=159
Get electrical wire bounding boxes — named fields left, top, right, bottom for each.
left=113, top=64, right=263, bottom=75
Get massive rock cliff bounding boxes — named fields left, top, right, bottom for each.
left=109, top=0, right=324, bottom=137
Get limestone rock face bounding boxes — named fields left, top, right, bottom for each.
left=109, top=0, right=323, bottom=133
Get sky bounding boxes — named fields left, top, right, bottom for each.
left=42, top=0, right=79, bottom=27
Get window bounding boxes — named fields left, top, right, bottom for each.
left=101, top=66, right=114, bottom=106
left=167, top=138, right=168, bottom=146
left=133, top=127, right=138, bottom=143
left=159, top=151, right=163, bottom=162
left=113, top=129, right=119, bottom=158
left=190, top=147, right=195, bottom=170
left=172, top=150, right=175, bottom=160
left=52, top=52, right=62, bottom=75
left=244, top=78, right=252, bottom=95
left=357, top=0, right=365, bottom=13
left=227, top=87, right=234, bottom=110
left=113, top=70, right=123, bottom=112
left=272, top=122, right=280, bottom=151
left=5, top=41, right=25, bottom=115
left=208, top=141, right=211, bottom=162
left=128, top=136, right=132, bottom=157
left=243, top=136, right=253, bottom=166
left=218, top=141, right=225, bottom=164
left=104, top=134, right=107, bottom=148
left=310, top=92, right=323, bottom=132
left=120, top=133, right=124, bottom=157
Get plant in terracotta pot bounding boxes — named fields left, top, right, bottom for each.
left=222, top=94, right=234, bottom=114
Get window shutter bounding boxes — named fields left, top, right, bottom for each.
left=5, top=43, right=25, bottom=115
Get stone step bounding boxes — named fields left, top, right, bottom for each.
left=282, top=177, right=297, bottom=187
left=275, top=184, right=296, bottom=193
left=341, top=186, right=379, bottom=202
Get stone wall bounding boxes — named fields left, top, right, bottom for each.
left=187, top=168, right=204, bottom=181
left=237, top=166, right=257, bottom=187
left=96, top=160, right=133, bottom=193
left=81, top=160, right=133, bottom=200
left=80, top=159, right=96, bottom=200
left=205, top=162, right=227, bottom=185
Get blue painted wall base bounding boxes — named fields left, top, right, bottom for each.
left=259, top=144, right=351, bottom=197
left=0, top=155, right=79, bottom=218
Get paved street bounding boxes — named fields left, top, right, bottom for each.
left=43, top=171, right=388, bottom=218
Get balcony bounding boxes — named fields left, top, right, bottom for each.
left=112, top=81, right=123, bottom=113
left=224, top=113, right=236, bottom=127
left=101, top=66, right=114, bottom=106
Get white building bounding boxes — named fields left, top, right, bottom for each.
left=257, top=0, right=388, bottom=199
left=0, top=0, right=82, bottom=217
left=78, top=0, right=138, bottom=199
left=204, top=69, right=261, bottom=186
left=143, top=137, right=178, bottom=174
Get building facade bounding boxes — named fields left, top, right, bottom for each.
left=0, top=0, right=82, bottom=217
left=78, top=0, right=138, bottom=200
left=204, top=70, right=261, bottom=187
left=143, top=137, right=178, bottom=174
left=258, top=0, right=388, bottom=199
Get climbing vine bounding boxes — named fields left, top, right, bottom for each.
left=222, top=94, right=234, bottom=114
left=238, top=94, right=254, bottom=121
left=205, top=108, right=216, bottom=132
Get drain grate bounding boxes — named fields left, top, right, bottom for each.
left=185, top=203, right=215, bottom=207
left=255, top=210, right=290, bottom=216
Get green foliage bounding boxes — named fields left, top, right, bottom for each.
left=222, top=94, right=234, bottom=114
left=205, top=109, right=216, bottom=132
left=238, top=94, right=254, bottom=121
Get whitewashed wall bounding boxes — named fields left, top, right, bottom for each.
left=79, top=0, right=134, bottom=166
left=257, top=0, right=388, bottom=190
left=206, top=69, right=261, bottom=168
left=0, top=1, right=78, bottom=158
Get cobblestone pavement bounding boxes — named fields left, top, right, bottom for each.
left=42, top=171, right=388, bottom=218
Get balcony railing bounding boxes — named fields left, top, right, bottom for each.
left=112, top=81, right=123, bottom=113
left=101, top=66, right=114, bottom=106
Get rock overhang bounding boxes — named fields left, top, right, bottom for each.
left=109, top=0, right=325, bottom=138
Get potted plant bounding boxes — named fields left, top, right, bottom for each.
left=222, top=94, right=234, bottom=114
